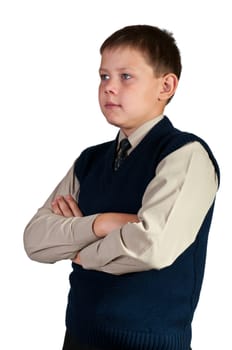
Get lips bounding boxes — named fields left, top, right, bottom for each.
left=104, top=102, right=121, bottom=108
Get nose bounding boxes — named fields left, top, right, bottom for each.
left=103, top=79, right=118, bottom=95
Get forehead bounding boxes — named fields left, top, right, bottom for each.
left=100, top=46, right=151, bottom=71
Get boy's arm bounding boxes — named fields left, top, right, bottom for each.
left=51, top=195, right=139, bottom=238
left=75, top=142, right=219, bottom=274
left=23, top=165, right=100, bottom=263
left=23, top=163, right=139, bottom=264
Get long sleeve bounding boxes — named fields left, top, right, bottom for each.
left=23, top=165, right=100, bottom=263
left=79, top=141, right=218, bottom=274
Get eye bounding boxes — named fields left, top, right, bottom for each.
left=121, top=73, right=132, bottom=80
left=100, top=74, right=110, bottom=81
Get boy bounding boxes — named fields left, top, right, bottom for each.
left=24, top=25, right=220, bottom=350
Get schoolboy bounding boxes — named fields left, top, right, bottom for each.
left=24, top=25, right=220, bottom=350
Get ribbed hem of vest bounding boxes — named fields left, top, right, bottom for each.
left=68, top=323, right=192, bottom=350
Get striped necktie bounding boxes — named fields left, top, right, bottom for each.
left=114, top=138, right=131, bottom=171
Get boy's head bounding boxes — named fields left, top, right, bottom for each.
left=100, top=24, right=182, bottom=81
left=99, top=25, right=181, bottom=135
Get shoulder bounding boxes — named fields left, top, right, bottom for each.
left=154, top=117, right=220, bottom=181
left=158, top=127, right=220, bottom=184
left=158, top=141, right=213, bottom=169
left=151, top=117, right=204, bottom=159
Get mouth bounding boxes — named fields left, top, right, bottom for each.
left=104, top=102, right=121, bottom=109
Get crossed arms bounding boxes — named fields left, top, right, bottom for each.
left=51, top=194, right=139, bottom=265
left=24, top=142, right=218, bottom=274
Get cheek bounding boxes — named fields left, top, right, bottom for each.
left=141, top=85, right=157, bottom=104
left=131, top=90, right=151, bottom=106
left=98, top=86, right=103, bottom=104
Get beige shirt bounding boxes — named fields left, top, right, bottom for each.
left=24, top=116, right=218, bottom=274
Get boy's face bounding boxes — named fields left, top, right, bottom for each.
left=98, top=46, right=165, bottom=136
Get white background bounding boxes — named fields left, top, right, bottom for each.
left=0, top=1, right=231, bottom=349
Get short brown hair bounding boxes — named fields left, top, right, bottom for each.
left=100, top=24, right=182, bottom=79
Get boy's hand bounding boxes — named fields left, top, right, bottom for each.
left=72, top=253, right=81, bottom=265
left=93, top=213, right=139, bottom=237
left=51, top=195, right=83, bottom=217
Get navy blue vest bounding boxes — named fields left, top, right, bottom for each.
left=66, top=117, right=219, bottom=350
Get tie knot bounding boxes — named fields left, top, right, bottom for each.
left=119, top=138, right=131, bottom=153
left=114, top=138, right=131, bottom=171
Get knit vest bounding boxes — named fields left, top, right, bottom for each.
left=66, top=117, right=220, bottom=350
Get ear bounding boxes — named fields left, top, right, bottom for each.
left=158, top=73, right=179, bottom=102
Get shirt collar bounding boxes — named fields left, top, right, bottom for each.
left=118, top=114, right=164, bottom=152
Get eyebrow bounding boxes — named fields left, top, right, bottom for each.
left=99, top=67, right=136, bottom=73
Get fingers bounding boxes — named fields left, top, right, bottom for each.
left=65, top=195, right=83, bottom=217
left=72, top=253, right=81, bottom=265
left=51, top=198, right=64, bottom=216
left=52, top=196, right=73, bottom=217
left=51, top=195, right=83, bottom=217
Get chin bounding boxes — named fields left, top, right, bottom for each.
left=104, top=115, right=124, bottom=128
